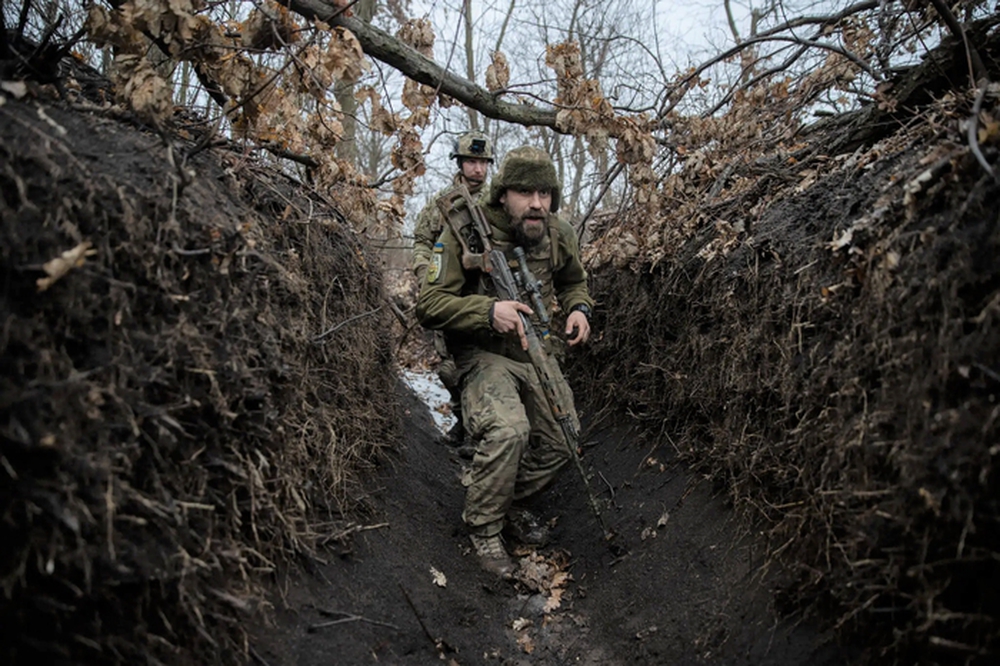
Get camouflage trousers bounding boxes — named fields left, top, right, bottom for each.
left=458, top=351, right=575, bottom=537
left=432, top=331, right=462, bottom=400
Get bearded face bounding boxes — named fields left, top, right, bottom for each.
left=501, top=188, right=553, bottom=247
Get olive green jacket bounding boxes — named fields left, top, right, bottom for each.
left=411, top=174, right=485, bottom=279
left=415, top=203, right=594, bottom=365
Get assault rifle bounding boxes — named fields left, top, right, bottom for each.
left=437, top=185, right=614, bottom=542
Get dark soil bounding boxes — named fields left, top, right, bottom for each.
left=2, top=88, right=851, bottom=666
left=574, top=70, right=1000, bottom=663
left=250, top=383, right=853, bottom=665
left=0, top=95, right=396, bottom=665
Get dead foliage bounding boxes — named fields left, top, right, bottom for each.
left=0, top=98, right=398, bottom=664
left=575, top=29, right=1000, bottom=666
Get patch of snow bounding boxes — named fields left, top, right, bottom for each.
left=401, top=369, right=457, bottom=433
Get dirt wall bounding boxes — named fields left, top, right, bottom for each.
left=0, top=99, right=398, bottom=664
left=574, top=98, right=1000, bottom=663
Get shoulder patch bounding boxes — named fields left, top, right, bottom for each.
left=427, top=242, right=445, bottom=283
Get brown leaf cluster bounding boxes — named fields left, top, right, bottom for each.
left=396, top=18, right=435, bottom=58
left=544, top=39, right=657, bottom=217
left=401, top=78, right=436, bottom=114
left=485, top=51, right=509, bottom=92
left=241, top=3, right=299, bottom=51
left=514, top=550, right=572, bottom=613
left=113, top=53, right=173, bottom=125
left=85, top=0, right=417, bottom=231
left=304, top=25, right=370, bottom=89
left=357, top=86, right=400, bottom=135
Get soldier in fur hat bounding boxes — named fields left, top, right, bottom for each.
left=416, top=146, right=594, bottom=576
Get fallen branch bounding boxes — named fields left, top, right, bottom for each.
left=966, top=84, right=997, bottom=182
left=314, top=307, right=382, bottom=341
left=307, top=612, right=399, bottom=633
left=319, top=521, right=390, bottom=545
left=171, top=243, right=212, bottom=256
left=398, top=583, right=455, bottom=655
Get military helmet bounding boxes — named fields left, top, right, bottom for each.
left=488, top=145, right=561, bottom=213
left=450, top=131, right=494, bottom=162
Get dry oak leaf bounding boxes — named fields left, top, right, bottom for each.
left=115, top=54, right=173, bottom=124
left=517, top=632, right=535, bottom=654
left=391, top=127, right=425, bottom=173
left=323, top=27, right=369, bottom=83
left=485, top=51, right=509, bottom=92
left=401, top=78, right=436, bottom=112
left=37, top=242, right=96, bottom=292
left=396, top=18, right=435, bottom=58
left=543, top=587, right=564, bottom=613
left=242, top=4, right=300, bottom=50
left=545, top=42, right=584, bottom=80
left=554, top=108, right=576, bottom=133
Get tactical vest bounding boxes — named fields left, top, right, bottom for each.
left=443, top=201, right=566, bottom=364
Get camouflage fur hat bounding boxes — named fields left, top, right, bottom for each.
left=488, top=146, right=561, bottom=213
left=450, top=131, right=494, bottom=162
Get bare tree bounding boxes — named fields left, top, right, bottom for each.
left=334, top=0, right=377, bottom=165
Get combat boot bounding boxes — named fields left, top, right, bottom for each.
left=504, top=508, right=550, bottom=547
left=469, top=534, right=515, bottom=577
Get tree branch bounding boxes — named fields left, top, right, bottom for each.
left=280, top=0, right=561, bottom=130
left=493, top=0, right=516, bottom=55
left=724, top=0, right=742, bottom=44
left=657, top=0, right=880, bottom=120
left=702, top=44, right=805, bottom=118
left=928, top=0, right=987, bottom=85
left=966, top=84, right=997, bottom=181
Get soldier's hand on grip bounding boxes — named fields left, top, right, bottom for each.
left=491, top=300, right=533, bottom=350
left=565, top=310, right=590, bottom=346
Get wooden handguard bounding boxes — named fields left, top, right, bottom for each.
left=436, top=186, right=492, bottom=272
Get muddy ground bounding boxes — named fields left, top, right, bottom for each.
left=250, top=382, right=855, bottom=665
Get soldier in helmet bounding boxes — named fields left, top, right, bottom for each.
left=412, top=130, right=495, bottom=447
left=416, top=146, right=594, bottom=577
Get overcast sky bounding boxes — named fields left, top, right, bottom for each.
left=410, top=0, right=751, bottom=70
left=397, top=0, right=754, bottom=226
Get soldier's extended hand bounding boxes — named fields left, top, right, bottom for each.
left=492, top=300, right=534, bottom=350
left=565, top=310, right=591, bottom=346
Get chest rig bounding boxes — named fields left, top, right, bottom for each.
left=435, top=184, right=562, bottom=317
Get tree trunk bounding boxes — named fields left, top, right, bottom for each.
left=462, top=0, right=480, bottom=130
left=334, top=0, right=376, bottom=166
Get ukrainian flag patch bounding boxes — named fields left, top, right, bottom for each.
left=427, top=242, right=444, bottom=283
